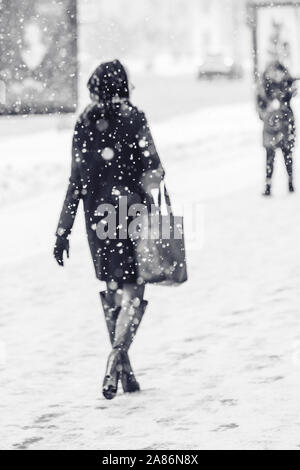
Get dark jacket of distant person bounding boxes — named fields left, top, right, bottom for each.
left=256, top=60, right=296, bottom=150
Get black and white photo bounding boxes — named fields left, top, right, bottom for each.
left=1, top=0, right=300, bottom=452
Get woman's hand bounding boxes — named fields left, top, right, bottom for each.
left=54, top=237, right=70, bottom=267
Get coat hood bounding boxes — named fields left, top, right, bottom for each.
left=262, top=60, right=295, bottom=100
left=87, top=60, right=129, bottom=103
left=263, top=61, right=292, bottom=85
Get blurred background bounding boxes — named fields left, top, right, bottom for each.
left=1, top=0, right=300, bottom=451
left=0, top=0, right=253, bottom=127
left=78, top=0, right=251, bottom=119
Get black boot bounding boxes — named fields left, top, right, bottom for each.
left=102, top=349, right=122, bottom=400
left=120, top=351, right=141, bottom=393
left=102, top=300, right=148, bottom=400
left=263, top=183, right=271, bottom=197
left=100, top=292, right=141, bottom=394
left=100, top=291, right=119, bottom=343
left=289, top=181, right=295, bottom=193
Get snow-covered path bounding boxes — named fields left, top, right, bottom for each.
left=1, top=103, right=300, bottom=450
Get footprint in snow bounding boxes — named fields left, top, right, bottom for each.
left=212, top=423, right=239, bottom=433
left=255, top=376, right=284, bottom=384
left=13, top=436, right=44, bottom=450
left=220, top=399, right=238, bottom=407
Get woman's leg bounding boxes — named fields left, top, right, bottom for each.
left=118, top=282, right=145, bottom=308
left=103, top=282, right=145, bottom=340
left=101, top=282, right=141, bottom=393
left=266, top=147, right=275, bottom=180
left=282, top=146, right=294, bottom=191
left=112, top=283, right=146, bottom=351
left=102, top=282, right=148, bottom=399
left=264, top=147, right=275, bottom=196
left=100, top=282, right=120, bottom=343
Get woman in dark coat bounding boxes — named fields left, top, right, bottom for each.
left=54, top=60, right=164, bottom=399
left=256, top=60, right=297, bottom=196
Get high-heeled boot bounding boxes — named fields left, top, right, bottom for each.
left=289, top=178, right=295, bottom=193
left=102, top=300, right=148, bottom=400
left=99, top=291, right=119, bottom=343
left=263, top=183, right=271, bottom=196
left=102, top=349, right=122, bottom=400
left=100, top=292, right=141, bottom=394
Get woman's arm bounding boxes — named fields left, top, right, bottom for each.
left=137, top=112, right=165, bottom=193
left=256, top=85, right=268, bottom=121
left=54, top=123, right=83, bottom=265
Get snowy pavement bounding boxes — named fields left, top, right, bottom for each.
left=1, top=102, right=300, bottom=450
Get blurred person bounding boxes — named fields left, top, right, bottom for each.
left=54, top=60, right=164, bottom=400
left=21, top=21, right=47, bottom=71
left=256, top=60, right=297, bottom=196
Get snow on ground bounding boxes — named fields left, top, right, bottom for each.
left=1, top=101, right=300, bottom=450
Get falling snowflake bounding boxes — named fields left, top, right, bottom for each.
left=96, top=119, right=109, bottom=132
left=101, top=147, right=114, bottom=161
left=138, top=139, right=147, bottom=148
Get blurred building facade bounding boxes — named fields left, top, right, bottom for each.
left=0, top=0, right=253, bottom=115
left=0, top=0, right=252, bottom=135
left=78, top=0, right=250, bottom=81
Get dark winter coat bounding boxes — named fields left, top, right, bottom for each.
left=256, top=62, right=296, bottom=151
left=56, top=61, right=164, bottom=284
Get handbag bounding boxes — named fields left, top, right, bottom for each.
left=135, top=182, right=188, bottom=286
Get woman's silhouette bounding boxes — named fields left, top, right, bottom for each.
left=54, top=60, right=164, bottom=399
left=257, top=60, right=297, bottom=196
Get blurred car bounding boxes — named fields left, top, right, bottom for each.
left=198, top=54, right=243, bottom=80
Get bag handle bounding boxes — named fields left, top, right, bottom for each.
left=158, top=182, right=173, bottom=216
